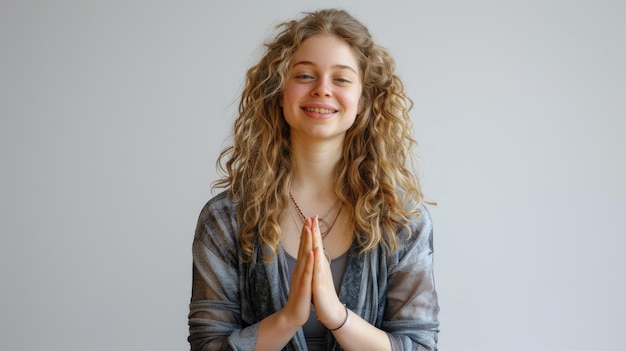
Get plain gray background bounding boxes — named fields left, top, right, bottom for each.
left=1, top=0, right=624, bottom=350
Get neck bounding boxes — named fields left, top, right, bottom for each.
left=289, top=136, right=342, bottom=199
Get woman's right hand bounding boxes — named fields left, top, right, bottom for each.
left=280, top=216, right=315, bottom=327
left=254, top=217, right=315, bottom=350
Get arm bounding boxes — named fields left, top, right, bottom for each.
left=319, top=269, right=393, bottom=351
left=255, top=219, right=316, bottom=350
left=384, top=206, right=440, bottom=351
left=311, top=207, right=439, bottom=351
left=309, top=217, right=393, bottom=351
left=188, top=197, right=317, bottom=351
left=188, top=227, right=251, bottom=351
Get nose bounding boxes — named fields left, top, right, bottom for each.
left=311, top=77, right=332, bottom=97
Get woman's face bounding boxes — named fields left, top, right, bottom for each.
left=281, top=34, right=363, bottom=143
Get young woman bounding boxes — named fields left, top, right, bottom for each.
left=188, top=9, right=440, bottom=351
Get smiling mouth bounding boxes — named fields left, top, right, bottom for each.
left=304, top=107, right=337, bottom=114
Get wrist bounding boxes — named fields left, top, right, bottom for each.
left=276, top=308, right=306, bottom=331
left=327, top=304, right=350, bottom=332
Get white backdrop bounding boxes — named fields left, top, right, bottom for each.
left=1, top=0, right=624, bottom=350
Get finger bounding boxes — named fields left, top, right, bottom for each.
left=311, top=246, right=341, bottom=323
left=285, top=249, right=314, bottom=326
left=311, top=246, right=330, bottom=304
left=310, top=216, right=329, bottom=267
left=311, top=215, right=323, bottom=251
left=294, top=249, right=314, bottom=289
left=296, top=217, right=313, bottom=260
left=291, top=246, right=314, bottom=298
left=292, top=218, right=314, bottom=289
left=312, top=245, right=323, bottom=274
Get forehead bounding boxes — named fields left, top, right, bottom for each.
left=291, top=34, right=359, bottom=72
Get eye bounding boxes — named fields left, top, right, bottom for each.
left=295, top=74, right=314, bottom=80
left=335, top=77, right=352, bottom=84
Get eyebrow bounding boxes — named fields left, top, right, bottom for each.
left=292, top=61, right=358, bottom=74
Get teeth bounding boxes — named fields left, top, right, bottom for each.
left=305, top=107, right=335, bottom=114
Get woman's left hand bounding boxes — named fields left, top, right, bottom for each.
left=308, top=216, right=348, bottom=330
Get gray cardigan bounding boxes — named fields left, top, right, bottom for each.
left=188, top=191, right=439, bottom=351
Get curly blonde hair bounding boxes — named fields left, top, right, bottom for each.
left=214, top=8, right=424, bottom=261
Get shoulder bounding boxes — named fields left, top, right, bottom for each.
left=194, top=190, right=239, bottom=250
left=196, top=190, right=237, bottom=225
left=408, top=203, right=433, bottom=242
left=390, top=203, right=434, bottom=264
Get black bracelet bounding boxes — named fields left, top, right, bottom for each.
left=328, top=304, right=349, bottom=331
